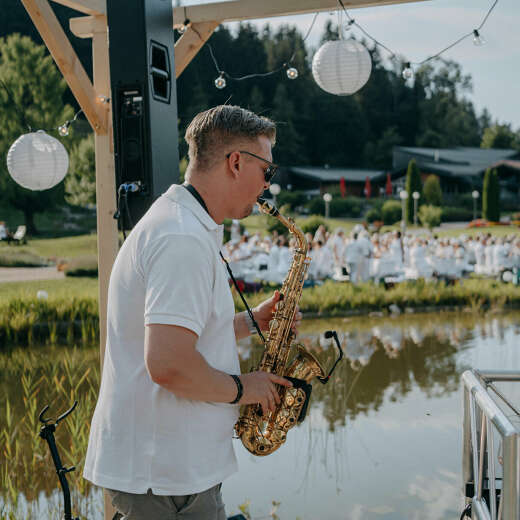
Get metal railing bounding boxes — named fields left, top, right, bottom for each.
left=462, top=370, right=520, bottom=520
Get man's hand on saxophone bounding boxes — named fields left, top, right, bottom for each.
left=239, top=372, right=293, bottom=414
left=234, top=290, right=302, bottom=340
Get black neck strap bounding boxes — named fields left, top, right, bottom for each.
left=182, top=183, right=265, bottom=342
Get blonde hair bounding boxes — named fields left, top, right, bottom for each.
left=184, top=105, right=276, bottom=171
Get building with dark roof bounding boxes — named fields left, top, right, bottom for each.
left=279, top=166, right=387, bottom=197
left=392, top=146, right=520, bottom=198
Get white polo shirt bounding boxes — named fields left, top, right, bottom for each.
left=83, top=184, right=240, bottom=495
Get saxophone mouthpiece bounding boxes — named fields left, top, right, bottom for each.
left=324, top=330, right=334, bottom=339
left=256, top=197, right=279, bottom=217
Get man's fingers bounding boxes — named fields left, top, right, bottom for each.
left=269, top=374, right=293, bottom=387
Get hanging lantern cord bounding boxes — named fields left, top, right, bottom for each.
left=195, top=11, right=319, bottom=84
left=336, top=0, right=498, bottom=67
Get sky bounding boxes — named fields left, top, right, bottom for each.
left=182, top=0, right=520, bottom=129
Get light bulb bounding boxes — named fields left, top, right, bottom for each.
left=286, top=67, right=298, bottom=80
left=402, top=62, right=413, bottom=80
left=58, top=123, right=69, bottom=137
left=178, top=19, right=190, bottom=35
left=473, top=29, right=485, bottom=46
left=214, top=74, right=226, bottom=90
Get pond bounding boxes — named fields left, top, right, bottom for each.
left=1, top=310, right=520, bottom=519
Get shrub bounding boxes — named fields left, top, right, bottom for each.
left=419, top=205, right=442, bottom=230
left=300, top=216, right=328, bottom=236
left=365, top=207, right=382, bottom=223
left=441, top=207, right=474, bottom=222
left=276, top=190, right=308, bottom=211
left=423, top=175, right=442, bottom=206
left=381, top=200, right=402, bottom=225
left=0, top=247, right=48, bottom=267
left=64, top=255, right=98, bottom=277
left=304, top=196, right=362, bottom=218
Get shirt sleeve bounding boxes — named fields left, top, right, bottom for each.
left=143, top=234, right=214, bottom=336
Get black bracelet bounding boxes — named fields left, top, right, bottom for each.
left=229, top=374, right=243, bottom=404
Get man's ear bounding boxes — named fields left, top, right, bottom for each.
left=227, top=151, right=241, bottom=179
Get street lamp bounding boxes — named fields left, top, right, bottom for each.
left=399, top=190, right=408, bottom=232
left=269, top=183, right=281, bottom=207
left=412, top=191, right=420, bottom=226
left=472, top=190, right=480, bottom=221
left=323, top=192, right=332, bottom=219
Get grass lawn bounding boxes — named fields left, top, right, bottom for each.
left=27, top=233, right=98, bottom=259
left=0, top=277, right=98, bottom=303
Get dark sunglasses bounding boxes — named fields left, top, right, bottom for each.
left=226, top=150, right=278, bottom=183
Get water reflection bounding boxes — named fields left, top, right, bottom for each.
left=2, top=311, right=520, bottom=519
left=241, top=312, right=488, bottom=432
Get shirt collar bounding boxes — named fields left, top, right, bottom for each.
left=163, top=184, right=219, bottom=231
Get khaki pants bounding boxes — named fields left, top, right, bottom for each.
left=107, top=484, right=226, bottom=520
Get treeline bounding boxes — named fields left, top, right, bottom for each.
left=176, top=21, right=494, bottom=169
left=1, top=7, right=519, bottom=232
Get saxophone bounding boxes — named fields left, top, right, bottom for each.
left=235, top=198, right=342, bottom=456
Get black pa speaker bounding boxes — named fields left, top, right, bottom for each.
left=107, top=0, right=180, bottom=229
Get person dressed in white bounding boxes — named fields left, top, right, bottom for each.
left=344, top=232, right=362, bottom=284
left=357, top=230, right=373, bottom=282
left=83, top=106, right=299, bottom=520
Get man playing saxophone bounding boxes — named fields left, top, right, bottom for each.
left=83, top=105, right=301, bottom=520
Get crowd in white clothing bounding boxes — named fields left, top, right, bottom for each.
left=222, top=220, right=520, bottom=285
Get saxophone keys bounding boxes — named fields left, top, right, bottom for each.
left=269, top=319, right=279, bottom=330
left=275, top=301, right=284, bottom=311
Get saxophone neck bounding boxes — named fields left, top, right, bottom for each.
left=256, top=198, right=308, bottom=254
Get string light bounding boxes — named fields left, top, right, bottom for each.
left=286, top=67, right=298, bottom=80
left=473, top=29, right=486, bottom=46
left=337, top=0, right=498, bottom=79
left=177, top=19, right=190, bottom=35
left=214, top=73, right=227, bottom=90
left=58, top=123, right=70, bottom=136
left=402, top=62, right=413, bottom=80
left=188, top=12, right=320, bottom=90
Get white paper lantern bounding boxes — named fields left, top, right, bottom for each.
left=6, top=130, right=69, bottom=191
left=312, top=40, right=372, bottom=96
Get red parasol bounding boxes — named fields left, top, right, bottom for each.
left=364, top=176, right=371, bottom=198
left=339, top=176, right=346, bottom=198
left=385, top=173, right=393, bottom=196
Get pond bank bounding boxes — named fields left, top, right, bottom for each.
left=2, top=278, right=519, bottom=348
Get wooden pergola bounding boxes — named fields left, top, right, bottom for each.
left=19, top=0, right=423, bottom=516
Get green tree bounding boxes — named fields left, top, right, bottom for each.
left=65, top=133, right=95, bottom=207
left=481, top=124, right=520, bottom=150
left=482, top=168, right=500, bottom=222
left=418, top=205, right=442, bottom=230
left=0, top=34, right=74, bottom=234
left=423, top=174, right=442, bottom=206
left=404, top=159, right=422, bottom=223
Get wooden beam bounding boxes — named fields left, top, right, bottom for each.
left=172, top=0, right=427, bottom=27
left=51, top=0, right=104, bottom=15
left=69, top=13, right=106, bottom=38
left=20, top=0, right=107, bottom=134
left=174, top=21, right=220, bottom=78
left=89, top=18, right=119, bottom=520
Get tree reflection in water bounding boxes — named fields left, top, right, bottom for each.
left=240, top=312, right=512, bottom=432
left=1, top=311, right=518, bottom=518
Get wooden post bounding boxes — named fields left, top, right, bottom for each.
left=90, top=16, right=119, bottom=519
